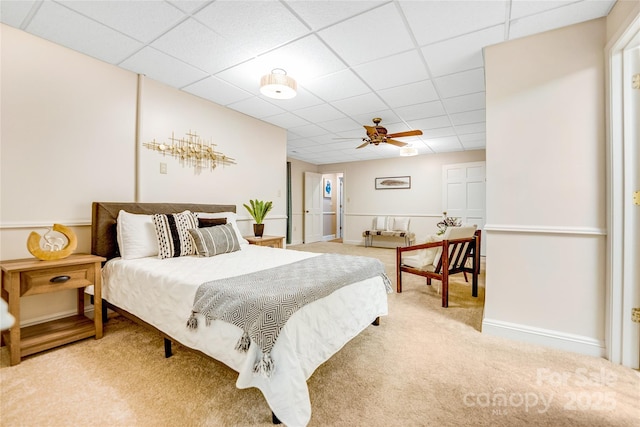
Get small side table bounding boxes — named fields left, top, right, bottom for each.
left=244, top=235, right=284, bottom=249
left=0, top=253, right=106, bottom=366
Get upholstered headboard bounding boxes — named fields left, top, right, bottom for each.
left=91, top=202, right=236, bottom=261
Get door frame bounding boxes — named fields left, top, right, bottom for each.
left=605, top=10, right=639, bottom=368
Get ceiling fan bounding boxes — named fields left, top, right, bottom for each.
left=353, top=118, right=423, bottom=149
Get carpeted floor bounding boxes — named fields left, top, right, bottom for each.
left=1, top=242, right=638, bottom=426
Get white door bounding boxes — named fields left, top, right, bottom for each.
left=442, top=162, right=486, bottom=255
left=304, top=172, right=323, bottom=243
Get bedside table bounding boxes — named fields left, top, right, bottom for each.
left=244, top=235, right=284, bottom=248
left=0, top=253, right=106, bottom=366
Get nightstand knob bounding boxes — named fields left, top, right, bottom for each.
left=50, top=275, right=70, bottom=283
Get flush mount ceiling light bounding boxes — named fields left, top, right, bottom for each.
left=399, top=146, right=418, bottom=157
left=260, top=68, right=297, bottom=99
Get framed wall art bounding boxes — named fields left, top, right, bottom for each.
left=323, top=178, right=332, bottom=198
left=375, top=176, right=411, bottom=190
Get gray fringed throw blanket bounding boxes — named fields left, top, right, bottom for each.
left=186, top=253, right=392, bottom=377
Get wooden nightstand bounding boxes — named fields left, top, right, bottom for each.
left=0, top=253, right=106, bottom=366
left=244, top=235, right=284, bottom=249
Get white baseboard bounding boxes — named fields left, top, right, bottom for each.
left=482, top=318, right=606, bottom=358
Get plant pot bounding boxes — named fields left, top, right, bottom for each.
left=253, top=223, right=264, bottom=237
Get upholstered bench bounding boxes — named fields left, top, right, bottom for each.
left=362, top=216, right=415, bottom=247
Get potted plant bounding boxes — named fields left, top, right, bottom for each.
left=243, top=199, right=273, bottom=237
left=436, top=211, right=462, bottom=235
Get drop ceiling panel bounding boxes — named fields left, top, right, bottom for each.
left=442, top=92, right=486, bottom=114
left=293, top=104, right=346, bottom=122
left=120, top=47, right=208, bottom=89
left=394, top=101, right=446, bottom=121
left=227, top=97, right=285, bottom=119
left=426, top=136, right=464, bottom=153
left=377, top=80, right=439, bottom=109
left=510, top=0, right=576, bottom=20
left=287, top=0, right=385, bottom=30
left=316, top=117, right=362, bottom=133
left=408, top=116, right=453, bottom=131
left=151, top=18, right=251, bottom=74
left=318, top=3, right=415, bottom=66
left=331, top=93, right=388, bottom=117
left=449, top=109, right=486, bottom=126
left=509, top=1, right=615, bottom=40
left=182, top=75, right=254, bottom=106
left=303, top=69, right=371, bottom=102
left=423, top=126, right=457, bottom=138
left=434, top=68, right=485, bottom=99
left=26, top=1, right=143, bottom=64
left=0, top=0, right=36, bottom=27
left=422, top=25, right=505, bottom=77
left=60, top=0, right=186, bottom=43
left=455, top=122, right=486, bottom=135
left=401, top=0, right=508, bottom=45
left=194, top=1, right=309, bottom=57
left=353, top=50, right=429, bottom=90
left=261, top=112, right=311, bottom=129
left=288, top=123, right=331, bottom=138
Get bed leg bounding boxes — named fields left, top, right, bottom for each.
left=164, top=338, right=173, bottom=358
left=272, top=411, right=282, bottom=424
left=101, top=299, right=108, bottom=324
left=372, top=317, right=380, bottom=326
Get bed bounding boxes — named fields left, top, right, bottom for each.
left=91, top=202, right=390, bottom=427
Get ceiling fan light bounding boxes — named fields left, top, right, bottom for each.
left=260, top=68, right=297, bottom=99
left=399, top=146, right=418, bottom=157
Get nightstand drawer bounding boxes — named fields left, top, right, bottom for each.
left=21, top=265, right=92, bottom=296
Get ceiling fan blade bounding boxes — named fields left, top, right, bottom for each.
left=385, top=138, right=408, bottom=147
left=363, top=125, right=379, bottom=137
left=356, top=141, right=370, bottom=149
left=386, top=130, right=423, bottom=138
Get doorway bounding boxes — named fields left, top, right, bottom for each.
left=606, top=14, right=639, bottom=368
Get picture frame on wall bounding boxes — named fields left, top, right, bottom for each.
left=375, top=176, right=411, bottom=190
left=323, top=178, right=332, bottom=198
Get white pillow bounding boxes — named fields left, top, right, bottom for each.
left=195, top=212, right=249, bottom=245
left=433, top=225, right=477, bottom=267
left=401, top=234, right=442, bottom=269
left=373, top=216, right=386, bottom=230
left=116, top=210, right=159, bottom=259
left=390, top=217, right=410, bottom=232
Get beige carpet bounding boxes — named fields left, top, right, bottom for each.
left=1, top=242, right=638, bottom=426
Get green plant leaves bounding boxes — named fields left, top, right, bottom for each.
left=243, top=199, right=273, bottom=224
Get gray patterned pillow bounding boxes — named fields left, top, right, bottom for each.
left=188, top=223, right=241, bottom=257
left=152, top=211, right=198, bottom=259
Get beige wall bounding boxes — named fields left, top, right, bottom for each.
left=484, top=18, right=607, bottom=356
left=1, top=24, right=287, bottom=325
left=319, top=150, right=486, bottom=247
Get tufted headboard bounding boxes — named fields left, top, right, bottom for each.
left=91, top=202, right=236, bottom=261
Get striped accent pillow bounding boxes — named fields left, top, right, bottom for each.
left=188, top=223, right=241, bottom=257
left=152, top=211, right=198, bottom=259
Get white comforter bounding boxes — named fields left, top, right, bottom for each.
left=101, top=244, right=389, bottom=426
